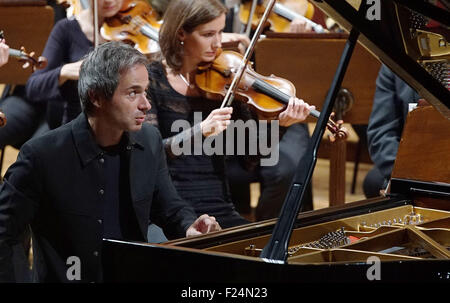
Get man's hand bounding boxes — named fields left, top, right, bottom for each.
left=186, top=214, right=222, bottom=237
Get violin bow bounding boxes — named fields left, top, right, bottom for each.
left=220, top=0, right=276, bottom=109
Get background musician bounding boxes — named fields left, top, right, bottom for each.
left=146, top=0, right=252, bottom=54
left=146, top=0, right=314, bottom=229
left=0, top=42, right=221, bottom=282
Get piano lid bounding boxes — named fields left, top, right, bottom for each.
left=313, top=0, right=450, bottom=119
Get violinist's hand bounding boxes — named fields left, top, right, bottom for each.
left=200, top=107, right=233, bottom=137
left=186, top=214, right=222, bottom=237
left=59, top=59, right=84, bottom=85
left=289, top=18, right=313, bottom=33
left=278, top=97, right=315, bottom=127
left=221, top=32, right=250, bottom=54
left=0, top=39, right=9, bottom=68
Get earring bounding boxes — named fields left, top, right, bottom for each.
left=180, top=41, right=184, bottom=45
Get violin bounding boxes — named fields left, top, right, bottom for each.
left=240, top=0, right=325, bottom=33
left=195, top=49, right=347, bottom=139
left=101, top=0, right=161, bottom=55
left=0, top=31, right=48, bottom=71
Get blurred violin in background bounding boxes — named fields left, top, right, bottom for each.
left=0, top=30, right=48, bottom=127
left=101, top=0, right=161, bottom=55
left=0, top=31, right=48, bottom=71
left=240, top=0, right=325, bottom=34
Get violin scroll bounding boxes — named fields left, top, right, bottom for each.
left=0, top=30, right=48, bottom=71
left=326, top=112, right=348, bottom=142
left=13, top=47, right=48, bottom=71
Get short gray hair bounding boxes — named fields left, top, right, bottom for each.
left=78, top=41, right=149, bottom=116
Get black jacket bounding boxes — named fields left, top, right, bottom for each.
left=0, top=113, right=198, bottom=282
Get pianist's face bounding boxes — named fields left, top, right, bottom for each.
left=102, top=63, right=151, bottom=132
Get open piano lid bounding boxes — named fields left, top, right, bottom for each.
left=260, top=0, right=450, bottom=262
left=314, top=0, right=450, bottom=118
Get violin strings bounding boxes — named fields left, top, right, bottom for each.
left=252, top=78, right=290, bottom=105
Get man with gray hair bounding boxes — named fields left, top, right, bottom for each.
left=0, top=41, right=221, bottom=283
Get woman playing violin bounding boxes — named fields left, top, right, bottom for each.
left=26, top=0, right=124, bottom=128
left=146, top=0, right=314, bottom=228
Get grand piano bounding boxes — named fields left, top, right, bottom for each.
left=102, top=0, right=450, bottom=283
